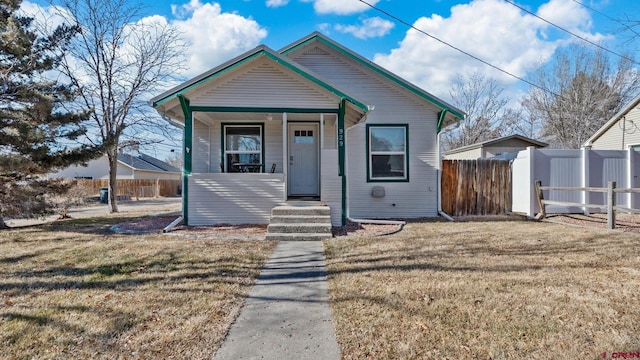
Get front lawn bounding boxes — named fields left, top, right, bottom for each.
left=0, top=217, right=276, bottom=359
left=325, top=220, right=640, bottom=359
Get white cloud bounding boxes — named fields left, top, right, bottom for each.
left=335, top=16, right=394, bottom=39
left=170, top=0, right=267, bottom=77
left=266, top=0, right=289, bottom=8
left=301, top=0, right=380, bottom=15
left=373, top=0, right=603, bottom=101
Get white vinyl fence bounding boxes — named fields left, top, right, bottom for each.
left=512, top=147, right=640, bottom=217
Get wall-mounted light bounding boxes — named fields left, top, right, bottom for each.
left=266, top=113, right=273, bottom=121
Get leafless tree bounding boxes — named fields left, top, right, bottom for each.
left=442, top=72, right=512, bottom=151
left=522, top=44, right=640, bottom=149
left=54, top=0, right=185, bottom=212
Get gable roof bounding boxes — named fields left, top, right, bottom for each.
left=445, top=134, right=548, bottom=155
left=583, top=94, right=640, bottom=147
left=150, top=44, right=369, bottom=114
left=279, top=32, right=465, bottom=126
left=117, top=153, right=180, bottom=173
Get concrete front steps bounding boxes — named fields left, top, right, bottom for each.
left=266, top=204, right=333, bottom=241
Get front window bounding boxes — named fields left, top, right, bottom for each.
left=224, top=125, right=262, bottom=172
left=367, top=125, right=408, bottom=181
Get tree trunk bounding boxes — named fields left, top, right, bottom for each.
left=107, top=151, right=119, bottom=213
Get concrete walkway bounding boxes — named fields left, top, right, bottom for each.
left=213, top=241, right=340, bottom=360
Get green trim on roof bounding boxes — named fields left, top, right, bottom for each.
left=282, top=34, right=464, bottom=121
left=152, top=49, right=369, bottom=114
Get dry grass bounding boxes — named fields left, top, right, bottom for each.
left=0, top=216, right=276, bottom=359
left=324, top=220, right=640, bottom=359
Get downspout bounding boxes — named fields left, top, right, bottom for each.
left=437, top=110, right=454, bottom=221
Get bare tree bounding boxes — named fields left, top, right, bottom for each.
left=522, top=44, right=640, bottom=149
left=54, top=0, right=184, bottom=212
left=442, top=72, right=512, bottom=150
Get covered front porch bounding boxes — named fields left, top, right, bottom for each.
left=181, top=107, right=360, bottom=226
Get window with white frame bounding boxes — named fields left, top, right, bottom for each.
left=367, top=125, right=408, bottom=181
left=224, top=125, right=262, bottom=172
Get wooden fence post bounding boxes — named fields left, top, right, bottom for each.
left=608, top=181, right=616, bottom=230
left=534, top=180, right=546, bottom=219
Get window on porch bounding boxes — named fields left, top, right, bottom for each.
left=224, top=125, right=263, bottom=172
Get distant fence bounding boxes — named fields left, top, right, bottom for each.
left=76, top=179, right=181, bottom=198
left=512, top=147, right=640, bottom=217
left=441, top=159, right=512, bottom=216
left=535, top=180, right=640, bottom=229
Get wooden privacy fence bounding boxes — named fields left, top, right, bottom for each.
left=441, top=159, right=512, bottom=216
left=534, top=180, right=640, bottom=229
left=76, top=179, right=181, bottom=198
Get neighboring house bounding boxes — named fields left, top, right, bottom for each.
left=150, top=32, right=464, bottom=226
left=50, top=153, right=181, bottom=180
left=444, top=134, right=548, bottom=160
left=583, top=94, right=640, bottom=150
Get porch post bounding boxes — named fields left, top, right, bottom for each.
left=338, top=99, right=346, bottom=225
left=178, top=95, right=192, bottom=225
left=282, top=112, right=288, bottom=202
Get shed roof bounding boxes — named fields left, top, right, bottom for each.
left=445, top=134, right=548, bottom=155
left=117, top=153, right=180, bottom=173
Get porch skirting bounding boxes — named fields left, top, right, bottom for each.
left=188, top=173, right=285, bottom=225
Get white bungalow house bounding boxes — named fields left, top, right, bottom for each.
left=583, top=94, right=640, bottom=150
left=150, top=32, right=464, bottom=227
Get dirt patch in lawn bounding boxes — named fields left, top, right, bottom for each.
left=324, top=219, right=640, bottom=359
left=0, top=217, right=277, bottom=359
left=545, top=213, right=640, bottom=233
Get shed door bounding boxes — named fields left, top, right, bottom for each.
left=288, top=123, right=319, bottom=196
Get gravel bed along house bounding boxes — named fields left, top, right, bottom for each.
left=113, top=215, right=403, bottom=238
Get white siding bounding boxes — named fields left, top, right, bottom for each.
left=193, top=119, right=210, bottom=173
left=323, top=116, right=337, bottom=149
left=592, top=107, right=640, bottom=149
left=133, top=170, right=180, bottom=180
left=444, top=148, right=482, bottom=160
left=289, top=45, right=440, bottom=219
left=50, top=156, right=134, bottom=179
left=189, top=59, right=339, bottom=109
left=188, top=173, right=285, bottom=225
left=484, top=146, right=530, bottom=158
left=264, top=120, right=284, bottom=174
left=321, top=149, right=342, bottom=225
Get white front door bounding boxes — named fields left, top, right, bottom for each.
left=288, top=123, right=319, bottom=196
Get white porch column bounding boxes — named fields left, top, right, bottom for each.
left=282, top=112, right=288, bottom=201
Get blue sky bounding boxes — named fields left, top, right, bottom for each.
left=23, top=0, right=640, bottom=156
left=25, top=0, right=640, bottom=100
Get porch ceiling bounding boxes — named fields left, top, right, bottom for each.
left=193, top=111, right=337, bottom=125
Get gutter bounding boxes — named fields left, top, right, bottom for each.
left=163, top=216, right=183, bottom=233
